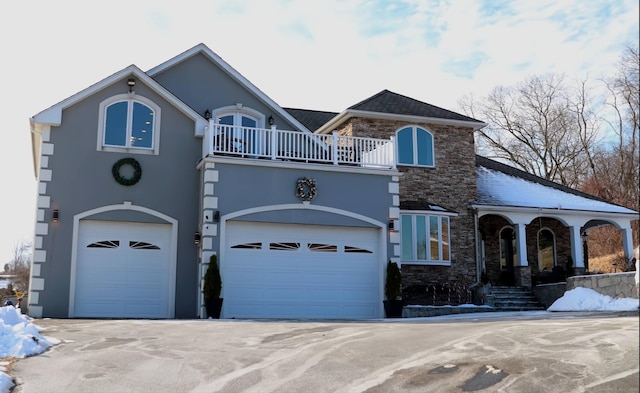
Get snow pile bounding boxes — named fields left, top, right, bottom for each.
left=548, top=287, right=639, bottom=312
left=0, top=306, right=59, bottom=393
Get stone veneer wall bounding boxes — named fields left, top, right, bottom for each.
left=337, top=118, right=477, bottom=285
left=479, top=216, right=573, bottom=286
left=567, top=272, right=638, bottom=299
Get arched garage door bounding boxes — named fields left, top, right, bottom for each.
left=74, top=220, right=173, bottom=318
left=223, top=221, right=381, bottom=319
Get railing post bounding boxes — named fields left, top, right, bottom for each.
left=390, top=136, right=396, bottom=169
left=270, top=125, right=278, bottom=160
left=332, top=131, right=338, bottom=165
left=203, top=120, right=214, bottom=158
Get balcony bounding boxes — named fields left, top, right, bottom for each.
left=202, top=122, right=396, bottom=169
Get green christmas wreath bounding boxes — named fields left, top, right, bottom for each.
left=112, top=157, right=142, bottom=186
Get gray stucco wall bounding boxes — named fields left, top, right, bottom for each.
left=37, top=79, right=202, bottom=318
left=208, top=160, right=396, bottom=260
left=151, top=53, right=299, bottom=130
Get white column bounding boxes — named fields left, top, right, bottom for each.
left=270, top=125, right=277, bottom=160
left=515, top=223, right=528, bottom=266
left=569, top=226, right=584, bottom=268
left=621, top=226, right=634, bottom=261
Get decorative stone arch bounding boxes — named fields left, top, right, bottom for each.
left=536, top=227, right=557, bottom=271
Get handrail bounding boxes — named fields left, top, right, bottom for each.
left=204, top=122, right=396, bottom=169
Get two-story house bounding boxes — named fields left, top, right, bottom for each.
left=27, top=43, right=638, bottom=319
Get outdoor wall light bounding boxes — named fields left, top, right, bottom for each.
left=204, top=109, right=211, bottom=120
left=127, top=78, right=136, bottom=93
left=213, top=211, right=220, bottom=223
left=388, top=219, right=395, bottom=231
left=194, top=231, right=201, bottom=246
left=52, top=209, right=59, bottom=223
left=268, top=115, right=274, bottom=126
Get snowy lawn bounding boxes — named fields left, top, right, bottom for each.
left=0, top=287, right=637, bottom=392
left=0, top=307, right=59, bottom=393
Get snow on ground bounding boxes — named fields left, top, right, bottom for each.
left=0, top=306, right=59, bottom=393
left=0, top=287, right=637, bottom=392
left=548, top=287, right=639, bottom=312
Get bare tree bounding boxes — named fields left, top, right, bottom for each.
left=460, top=73, right=600, bottom=188
left=5, top=241, right=32, bottom=293
left=581, top=45, right=639, bottom=259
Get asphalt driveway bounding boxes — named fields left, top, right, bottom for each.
left=12, top=311, right=639, bottom=393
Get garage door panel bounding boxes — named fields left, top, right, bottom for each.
left=225, top=221, right=381, bottom=319
left=75, top=220, right=172, bottom=318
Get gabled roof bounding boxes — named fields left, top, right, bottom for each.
left=475, top=155, right=638, bottom=215
left=147, top=43, right=311, bottom=134
left=31, top=65, right=205, bottom=129
left=314, top=90, right=486, bottom=134
left=283, top=108, right=338, bottom=132
left=29, top=65, right=208, bottom=177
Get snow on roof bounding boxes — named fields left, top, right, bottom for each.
left=476, top=166, right=637, bottom=214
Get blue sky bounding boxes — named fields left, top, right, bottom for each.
left=0, top=0, right=638, bottom=265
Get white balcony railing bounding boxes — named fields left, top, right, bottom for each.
left=203, top=122, right=396, bottom=169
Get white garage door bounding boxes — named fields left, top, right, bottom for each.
left=74, top=220, right=173, bottom=318
left=224, top=221, right=381, bottom=319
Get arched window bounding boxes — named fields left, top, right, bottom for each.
left=396, top=126, right=434, bottom=167
left=98, top=94, right=161, bottom=155
left=499, top=227, right=517, bottom=270
left=537, top=228, right=556, bottom=271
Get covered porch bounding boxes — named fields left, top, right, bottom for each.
left=474, top=207, right=637, bottom=287
left=473, top=156, right=638, bottom=288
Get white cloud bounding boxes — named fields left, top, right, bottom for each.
left=0, top=0, right=637, bottom=263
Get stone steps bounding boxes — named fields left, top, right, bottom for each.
left=487, top=286, right=546, bottom=311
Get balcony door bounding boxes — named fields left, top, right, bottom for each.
left=215, top=108, right=265, bottom=156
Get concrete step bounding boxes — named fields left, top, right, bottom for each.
left=488, top=286, right=545, bottom=312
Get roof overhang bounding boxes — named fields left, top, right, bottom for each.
left=315, top=109, right=487, bottom=134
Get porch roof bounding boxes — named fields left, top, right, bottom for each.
left=474, top=156, right=638, bottom=215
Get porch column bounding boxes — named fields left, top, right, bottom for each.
left=569, top=226, right=585, bottom=268
left=621, top=226, right=634, bottom=261
left=515, top=223, right=528, bottom=266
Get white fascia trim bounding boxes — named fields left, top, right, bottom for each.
left=147, top=43, right=312, bottom=134
left=198, top=155, right=401, bottom=177
left=316, top=110, right=487, bottom=134
left=400, top=209, right=459, bottom=217
left=31, top=65, right=207, bottom=136
left=471, top=204, right=639, bottom=220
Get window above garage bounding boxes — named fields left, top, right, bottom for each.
left=97, top=94, right=161, bottom=155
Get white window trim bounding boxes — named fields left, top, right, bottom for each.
left=97, top=94, right=161, bottom=155
left=396, top=125, right=435, bottom=168
left=537, top=227, right=557, bottom=270
left=211, top=104, right=265, bottom=128
left=400, top=210, right=456, bottom=266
